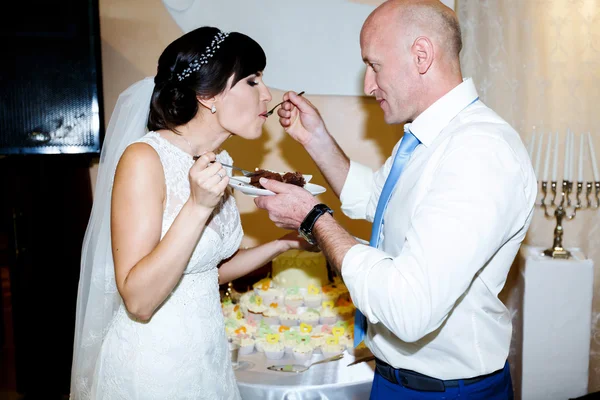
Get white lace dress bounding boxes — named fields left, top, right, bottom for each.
left=91, top=132, right=243, bottom=399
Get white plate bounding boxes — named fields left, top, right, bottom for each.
left=229, top=176, right=326, bottom=197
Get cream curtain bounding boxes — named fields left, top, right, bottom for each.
left=458, top=0, right=600, bottom=392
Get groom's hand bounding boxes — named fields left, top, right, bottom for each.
left=254, top=178, right=318, bottom=230
left=278, top=91, right=327, bottom=147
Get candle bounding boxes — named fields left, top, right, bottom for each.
left=543, top=133, right=552, bottom=182
left=563, top=131, right=570, bottom=181
left=534, top=132, right=543, bottom=180
left=552, top=131, right=558, bottom=181
left=569, top=131, right=575, bottom=182
left=589, top=132, right=599, bottom=182
left=528, top=132, right=536, bottom=159
left=578, top=132, right=584, bottom=182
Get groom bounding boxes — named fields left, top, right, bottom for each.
left=255, top=0, right=535, bottom=399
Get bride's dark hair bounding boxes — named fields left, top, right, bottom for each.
left=148, top=26, right=266, bottom=132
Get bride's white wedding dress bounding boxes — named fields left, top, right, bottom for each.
left=91, top=131, right=243, bottom=399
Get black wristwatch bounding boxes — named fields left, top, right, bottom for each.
left=298, top=203, right=334, bottom=245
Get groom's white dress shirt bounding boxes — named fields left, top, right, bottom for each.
left=340, top=78, right=537, bottom=380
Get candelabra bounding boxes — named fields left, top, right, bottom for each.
left=539, top=179, right=600, bottom=258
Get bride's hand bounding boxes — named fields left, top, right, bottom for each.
left=188, top=152, right=229, bottom=210
left=277, top=91, right=327, bottom=146
left=278, top=231, right=320, bottom=252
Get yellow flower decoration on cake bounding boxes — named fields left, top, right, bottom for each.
left=322, top=301, right=335, bottom=309
left=234, top=326, right=247, bottom=335
left=300, top=323, right=313, bottom=334
left=278, top=325, right=290, bottom=333
left=332, top=326, right=345, bottom=337
left=326, top=336, right=339, bottom=345
left=255, top=296, right=263, bottom=306
left=266, top=334, right=280, bottom=344
left=308, top=284, right=320, bottom=295
left=236, top=310, right=243, bottom=320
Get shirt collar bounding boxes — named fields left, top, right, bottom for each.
left=405, top=77, right=479, bottom=147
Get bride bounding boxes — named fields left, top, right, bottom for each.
left=70, top=26, right=312, bottom=399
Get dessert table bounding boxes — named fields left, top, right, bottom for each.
left=235, top=351, right=375, bottom=400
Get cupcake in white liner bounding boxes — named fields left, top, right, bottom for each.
left=279, top=309, right=300, bottom=326
left=238, top=336, right=255, bottom=355
left=263, top=341, right=285, bottom=360
left=284, top=287, right=304, bottom=308
left=283, top=337, right=298, bottom=355
left=254, top=337, right=267, bottom=353
left=309, top=335, right=325, bottom=354
left=221, top=300, right=236, bottom=318
left=292, top=342, right=314, bottom=364
left=261, top=305, right=281, bottom=325
left=319, top=306, right=338, bottom=325
left=246, top=294, right=268, bottom=321
left=252, top=277, right=274, bottom=294
left=298, top=309, right=320, bottom=326
left=303, top=285, right=323, bottom=308
left=261, top=288, right=284, bottom=306
left=321, top=342, right=345, bottom=358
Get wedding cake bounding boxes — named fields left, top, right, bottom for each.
left=220, top=250, right=369, bottom=362
left=271, top=250, right=330, bottom=289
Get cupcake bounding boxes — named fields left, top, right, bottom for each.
left=321, top=342, right=344, bottom=358
left=284, top=287, right=304, bottom=308
left=224, top=318, right=242, bottom=338
left=239, top=336, right=255, bottom=355
left=292, top=342, right=314, bottom=363
left=221, top=298, right=236, bottom=317
left=261, top=288, right=284, bottom=305
left=261, top=304, right=281, bottom=325
left=283, top=337, right=298, bottom=355
left=299, top=309, right=320, bottom=326
left=263, top=341, right=285, bottom=360
left=279, top=308, right=300, bottom=326
left=319, top=306, right=337, bottom=325
left=304, top=285, right=323, bottom=308
left=309, top=335, right=325, bottom=354
left=254, top=337, right=267, bottom=353
left=246, top=294, right=268, bottom=320
left=253, top=277, right=273, bottom=293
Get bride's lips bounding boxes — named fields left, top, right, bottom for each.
left=259, top=112, right=267, bottom=118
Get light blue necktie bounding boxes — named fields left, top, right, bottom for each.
left=353, top=129, right=421, bottom=347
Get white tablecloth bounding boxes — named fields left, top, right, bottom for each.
left=235, top=351, right=375, bottom=400
left=506, top=245, right=594, bottom=400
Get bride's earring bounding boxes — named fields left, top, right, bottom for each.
left=211, top=104, right=217, bottom=114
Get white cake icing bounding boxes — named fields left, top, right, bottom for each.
left=271, top=250, right=330, bottom=288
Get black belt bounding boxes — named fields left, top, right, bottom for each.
left=375, top=359, right=504, bottom=392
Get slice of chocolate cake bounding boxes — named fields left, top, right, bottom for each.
left=249, top=169, right=306, bottom=189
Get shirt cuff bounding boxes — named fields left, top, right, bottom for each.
left=341, top=243, right=392, bottom=324
left=340, top=160, right=374, bottom=220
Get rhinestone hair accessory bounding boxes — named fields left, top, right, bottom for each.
left=177, top=31, right=230, bottom=81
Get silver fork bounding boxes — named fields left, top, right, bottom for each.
left=191, top=157, right=256, bottom=177
left=264, top=91, right=305, bottom=117
left=220, top=163, right=256, bottom=177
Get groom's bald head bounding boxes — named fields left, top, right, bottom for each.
left=362, top=0, right=462, bottom=64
